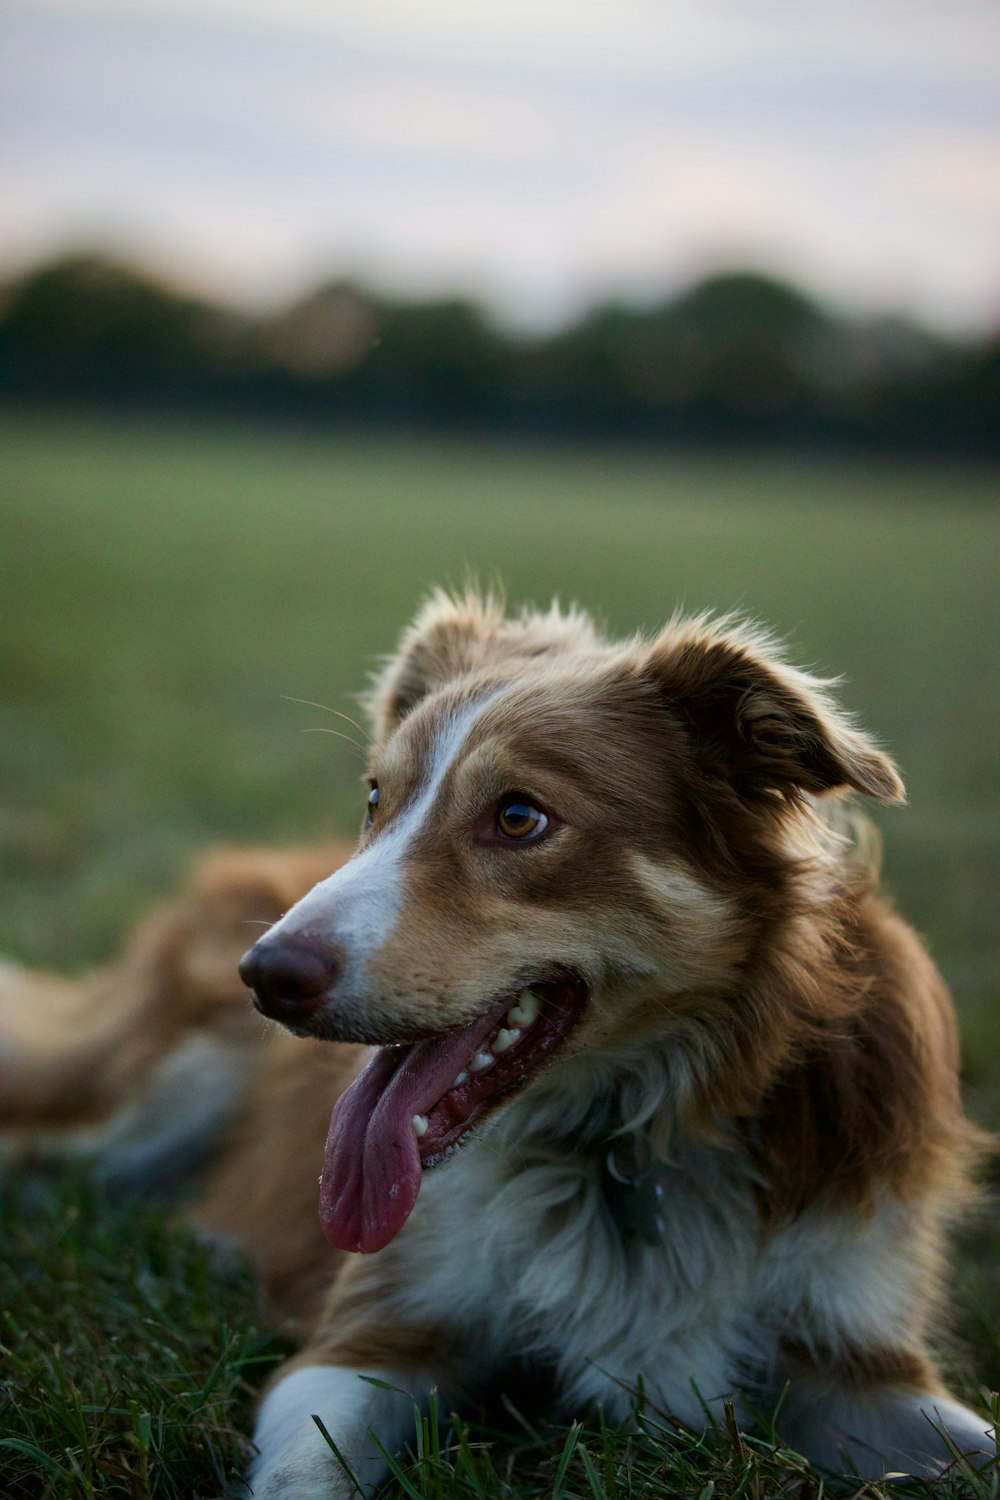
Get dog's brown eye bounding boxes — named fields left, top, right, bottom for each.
left=497, top=801, right=548, bottom=841
left=365, top=785, right=379, bottom=826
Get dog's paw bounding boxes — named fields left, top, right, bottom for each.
left=248, top=1365, right=404, bottom=1500
left=248, top=1447, right=353, bottom=1500
left=247, top=1414, right=363, bottom=1500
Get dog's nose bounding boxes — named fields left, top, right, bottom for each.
left=238, top=936, right=338, bottom=1025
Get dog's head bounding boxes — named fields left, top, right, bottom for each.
left=239, top=590, right=903, bottom=1252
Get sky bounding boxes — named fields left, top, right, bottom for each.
left=3, top=0, right=999, bottom=332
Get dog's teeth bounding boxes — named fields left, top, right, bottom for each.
left=412, top=1114, right=429, bottom=1137
left=470, top=1051, right=494, bottom=1072
left=508, top=989, right=541, bottom=1027
left=452, top=1070, right=469, bottom=1088
left=492, top=1027, right=521, bottom=1053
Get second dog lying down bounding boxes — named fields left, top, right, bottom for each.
left=1, top=591, right=994, bottom=1496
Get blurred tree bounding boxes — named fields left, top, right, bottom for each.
left=361, top=297, right=507, bottom=428
left=1, top=256, right=208, bottom=403
left=0, top=252, right=996, bottom=458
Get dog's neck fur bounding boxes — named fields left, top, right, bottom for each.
left=394, top=1097, right=753, bottom=1413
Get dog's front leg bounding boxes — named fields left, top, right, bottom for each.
left=249, top=1360, right=428, bottom=1499
left=779, top=1373, right=995, bottom=1481
left=248, top=1246, right=472, bottom=1499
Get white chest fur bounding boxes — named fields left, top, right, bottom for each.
left=385, top=1109, right=922, bottom=1429
left=387, top=1121, right=758, bottom=1423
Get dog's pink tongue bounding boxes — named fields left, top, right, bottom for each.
left=319, top=1015, right=492, bottom=1254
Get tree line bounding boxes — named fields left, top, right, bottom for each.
left=1, top=252, right=996, bottom=456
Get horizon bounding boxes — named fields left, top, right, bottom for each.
left=7, top=245, right=998, bottom=348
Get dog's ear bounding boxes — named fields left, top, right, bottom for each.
left=364, top=589, right=506, bottom=742
left=366, top=588, right=601, bottom=742
left=644, top=618, right=904, bottom=805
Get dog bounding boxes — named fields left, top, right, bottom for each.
left=1, top=589, right=994, bottom=1496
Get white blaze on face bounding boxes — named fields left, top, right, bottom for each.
left=267, top=694, right=500, bottom=995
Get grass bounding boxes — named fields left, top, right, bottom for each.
left=2, top=1180, right=997, bottom=1500
left=1, top=411, right=998, bottom=1496
left=0, top=1170, right=287, bottom=1499
left=2, top=1173, right=998, bottom=1500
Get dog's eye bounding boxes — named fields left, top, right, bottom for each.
left=497, top=800, right=548, bottom=841
left=365, top=785, right=379, bottom=826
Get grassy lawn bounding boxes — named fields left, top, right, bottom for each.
left=1, top=413, right=998, bottom=1497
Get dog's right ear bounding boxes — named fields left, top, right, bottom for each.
left=642, top=615, right=905, bottom=806
left=363, top=589, right=506, bottom=743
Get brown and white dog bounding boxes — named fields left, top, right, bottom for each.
left=1, top=590, right=994, bottom=1495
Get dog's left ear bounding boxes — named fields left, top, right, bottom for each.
left=366, top=588, right=602, bottom=743
left=645, top=620, right=904, bottom=805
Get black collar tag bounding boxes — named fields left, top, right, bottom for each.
left=601, top=1140, right=668, bottom=1246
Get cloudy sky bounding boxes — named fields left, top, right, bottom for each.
left=3, top=0, right=999, bottom=331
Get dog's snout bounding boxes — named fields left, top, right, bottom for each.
left=238, top=936, right=338, bottom=1024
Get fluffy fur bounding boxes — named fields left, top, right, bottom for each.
left=1, top=589, right=994, bottom=1495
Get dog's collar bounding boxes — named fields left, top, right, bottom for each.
left=599, top=1133, right=668, bottom=1247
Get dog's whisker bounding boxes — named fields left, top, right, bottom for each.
left=282, top=696, right=374, bottom=745
left=300, top=727, right=368, bottom=759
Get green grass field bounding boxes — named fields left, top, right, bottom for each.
left=1, top=413, right=998, bottom=1497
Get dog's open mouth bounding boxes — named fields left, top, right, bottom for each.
left=319, top=973, right=587, bottom=1253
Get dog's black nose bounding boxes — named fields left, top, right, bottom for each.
left=238, top=936, right=338, bottom=1025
